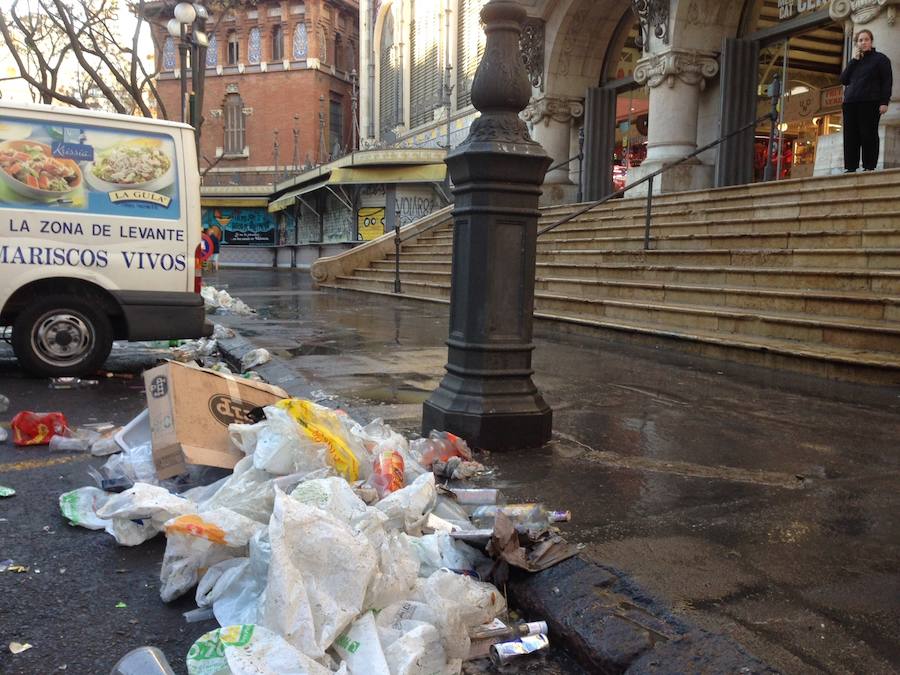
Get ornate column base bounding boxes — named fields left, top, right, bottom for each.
left=626, top=158, right=714, bottom=196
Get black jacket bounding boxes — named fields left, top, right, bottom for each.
left=841, top=49, right=893, bottom=105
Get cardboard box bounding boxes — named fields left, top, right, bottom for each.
left=143, top=360, right=289, bottom=478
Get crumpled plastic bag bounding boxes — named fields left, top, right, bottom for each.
left=407, top=570, right=507, bottom=660
left=290, top=477, right=368, bottom=524
left=410, top=533, right=489, bottom=579
left=186, top=624, right=337, bottom=675
left=351, top=418, right=427, bottom=485
left=333, top=612, right=391, bottom=675
left=232, top=406, right=329, bottom=476
left=276, top=399, right=371, bottom=482
left=354, top=510, right=420, bottom=612
left=160, top=507, right=265, bottom=602
left=375, top=473, right=437, bottom=535
left=95, top=483, right=197, bottom=546
left=241, top=348, right=272, bottom=372
left=194, top=456, right=277, bottom=524
left=11, top=410, right=68, bottom=445
left=374, top=601, right=454, bottom=675
left=59, top=486, right=111, bottom=530
left=262, top=490, right=377, bottom=660
left=201, top=286, right=255, bottom=315
left=99, top=441, right=159, bottom=486
left=197, top=528, right=271, bottom=627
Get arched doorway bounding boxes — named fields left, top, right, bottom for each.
left=741, top=0, right=846, bottom=180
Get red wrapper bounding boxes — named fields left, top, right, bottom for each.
left=11, top=411, right=69, bottom=446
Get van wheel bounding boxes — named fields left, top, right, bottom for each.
left=12, top=295, right=113, bottom=377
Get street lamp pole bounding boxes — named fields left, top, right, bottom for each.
left=177, top=23, right=189, bottom=122
left=167, top=3, right=208, bottom=156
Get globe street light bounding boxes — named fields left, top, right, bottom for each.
left=167, top=3, right=208, bottom=157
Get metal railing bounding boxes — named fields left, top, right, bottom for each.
left=538, top=112, right=777, bottom=248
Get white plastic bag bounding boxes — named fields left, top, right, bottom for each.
left=241, top=348, right=271, bottom=372
left=374, top=601, right=453, bottom=675
left=100, top=441, right=159, bottom=485
left=59, top=486, right=111, bottom=530
left=160, top=507, right=264, bottom=602
left=333, top=612, right=390, bottom=675
left=95, top=483, right=197, bottom=546
left=375, top=473, right=437, bottom=535
left=262, top=491, right=377, bottom=659
left=186, top=624, right=333, bottom=675
left=195, top=456, right=277, bottom=524
left=290, top=477, right=368, bottom=524
left=197, top=528, right=271, bottom=627
left=250, top=407, right=329, bottom=476
left=410, top=533, right=488, bottom=579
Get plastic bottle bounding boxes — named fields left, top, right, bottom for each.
left=470, top=503, right=571, bottom=534
left=49, top=435, right=91, bottom=452
left=48, top=377, right=99, bottom=389
left=410, top=430, right=472, bottom=468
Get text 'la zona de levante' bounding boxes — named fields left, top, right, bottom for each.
left=7, top=218, right=185, bottom=242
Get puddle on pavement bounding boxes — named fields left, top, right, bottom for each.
left=353, top=383, right=431, bottom=405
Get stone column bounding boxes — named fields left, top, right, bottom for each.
left=629, top=47, right=719, bottom=194
left=830, top=0, right=900, bottom=168
left=522, top=95, right=584, bottom=184
left=421, top=0, right=552, bottom=450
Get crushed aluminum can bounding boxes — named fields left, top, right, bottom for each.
left=489, top=634, right=550, bottom=666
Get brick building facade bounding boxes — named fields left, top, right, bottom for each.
left=148, top=0, right=359, bottom=187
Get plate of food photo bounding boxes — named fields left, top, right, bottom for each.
left=0, top=139, right=82, bottom=200
left=83, top=138, right=175, bottom=194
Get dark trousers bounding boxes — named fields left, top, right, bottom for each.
left=842, top=101, right=881, bottom=171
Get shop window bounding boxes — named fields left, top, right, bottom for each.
left=224, top=93, right=246, bottom=155
left=227, top=31, right=240, bottom=64
left=272, top=25, right=284, bottom=61
left=248, top=27, right=261, bottom=64
left=293, top=22, right=308, bottom=59
left=206, top=34, right=218, bottom=67
left=163, top=37, right=176, bottom=70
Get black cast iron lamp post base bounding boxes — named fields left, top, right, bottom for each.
left=422, top=0, right=552, bottom=450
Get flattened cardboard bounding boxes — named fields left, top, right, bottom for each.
left=143, top=360, right=288, bottom=478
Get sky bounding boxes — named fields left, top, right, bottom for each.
left=0, top=0, right=154, bottom=104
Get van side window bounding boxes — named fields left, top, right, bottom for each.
left=224, top=93, right=246, bottom=155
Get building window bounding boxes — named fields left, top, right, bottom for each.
left=206, top=34, right=218, bottom=67
left=227, top=30, right=240, bottom=64
left=410, top=0, right=442, bottom=128
left=293, top=22, right=308, bottom=59
left=163, top=36, right=176, bottom=70
left=224, top=93, right=245, bottom=155
left=334, top=33, right=343, bottom=70
left=379, top=7, right=400, bottom=136
left=457, top=0, right=488, bottom=109
left=248, top=27, right=261, bottom=64
left=272, top=25, right=284, bottom=61
left=330, top=95, right=343, bottom=155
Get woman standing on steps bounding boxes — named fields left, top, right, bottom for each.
left=840, top=29, right=893, bottom=173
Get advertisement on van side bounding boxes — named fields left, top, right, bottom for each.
left=0, top=116, right=180, bottom=219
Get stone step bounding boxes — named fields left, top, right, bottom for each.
left=538, top=196, right=900, bottom=229
left=367, top=260, right=900, bottom=294
left=538, top=211, right=900, bottom=238
left=534, top=277, right=900, bottom=322
left=534, top=293, right=900, bottom=354
left=532, top=248, right=900, bottom=269
left=538, top=169, right=900, bottom=218
left=532, top=262, right=900, bottom=294
left=536, top=228, right=900, bottom=251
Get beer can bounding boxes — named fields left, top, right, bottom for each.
left=489, top=634, right=550, bottom=666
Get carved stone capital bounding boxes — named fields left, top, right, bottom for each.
left=830, top=0, right=897, bottom=24
left=522, top=96, right=584, bottom=126
left=633, top=48, right=719, bottom=90
left=632, top=0, right=670, bottom=52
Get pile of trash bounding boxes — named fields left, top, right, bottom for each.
left=202, top=285, right=256, bottom=316
left=141, top=323, right=270, bottom=380
left=52, top=367, right=576, bottom=673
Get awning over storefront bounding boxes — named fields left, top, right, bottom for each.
left=268, top=179, right=330, bottom=213
left=328, top=163, right=447, bottom=185
left=201, top=197, right=270, bottom=208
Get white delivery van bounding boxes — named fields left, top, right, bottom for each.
left=0, top=102, right=209, bottom=377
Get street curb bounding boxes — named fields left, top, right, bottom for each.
left=217, top=333, right=777, bottom=674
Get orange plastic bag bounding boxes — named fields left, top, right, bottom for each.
left=11, top=411, right=68, bottom=446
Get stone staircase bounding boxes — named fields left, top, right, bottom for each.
left=313, top=169, right=900, bottom=383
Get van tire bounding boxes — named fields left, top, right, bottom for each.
left=12, top=295, right=113, bottom=377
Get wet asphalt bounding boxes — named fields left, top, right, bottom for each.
left=204, top=268, right=900, bottom=674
